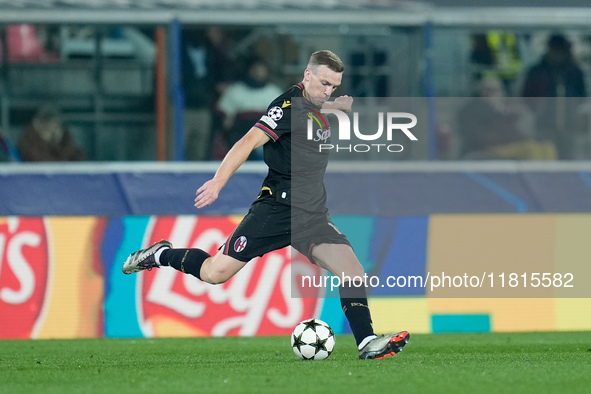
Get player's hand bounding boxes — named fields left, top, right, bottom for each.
left=194, top=179, right=223, bottom=209
left=332, top=95, right=354, bottom=112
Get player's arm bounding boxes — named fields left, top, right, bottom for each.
left=194, top=127, right=270, bottom=208
left=322, top=95, right=354, bottom=112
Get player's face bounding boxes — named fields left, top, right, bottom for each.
left=303, top=65, right=342, bottom=107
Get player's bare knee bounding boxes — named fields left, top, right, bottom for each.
left=342, top=261, right=365, bottom=278
left=202, top=266, right=232, bottom=284
left=206, top=262, right=243, bottom=284
left=313, top=244, right=365, bottom=278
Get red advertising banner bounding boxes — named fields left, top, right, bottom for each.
left=0, top=217, right=49, bottom=338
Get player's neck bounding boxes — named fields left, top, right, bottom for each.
left=301, top=81, right=310, bottom=101
left=300, top=82, right=319, bottom=108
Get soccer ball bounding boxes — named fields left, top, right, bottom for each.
left=291, top=318, right=335, bottom=360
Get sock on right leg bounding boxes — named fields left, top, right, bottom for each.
left=159, top=248, right=210, bottom=280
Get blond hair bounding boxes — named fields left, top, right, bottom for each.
left=307, top=50, right=344, bottom=73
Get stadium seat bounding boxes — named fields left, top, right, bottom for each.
left=6, top=24, right=59, bottom=63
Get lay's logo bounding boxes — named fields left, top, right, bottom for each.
left=138, top=216, right=324, bottom=337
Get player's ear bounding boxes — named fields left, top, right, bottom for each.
left=304, top=69, right=312, bottom=81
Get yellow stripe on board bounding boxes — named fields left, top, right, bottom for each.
left=36, top=217, right=103, bottom=339
left=369, top=298, right=430, bottom=334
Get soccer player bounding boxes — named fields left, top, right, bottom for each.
left=123, top=50, right=409, bottom=359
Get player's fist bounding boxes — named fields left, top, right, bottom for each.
left=331, top=95, right=354, bottom=112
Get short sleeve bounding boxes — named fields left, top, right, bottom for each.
left=254, top=99, right=291, bottom=142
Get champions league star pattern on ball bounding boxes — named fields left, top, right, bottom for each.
left=291, top=318, right=336, bottom=360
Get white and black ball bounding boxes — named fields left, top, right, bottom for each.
left=291, top=318, right=335, bottom=360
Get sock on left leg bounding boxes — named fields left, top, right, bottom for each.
left=159, top=248, right=210, bottom=280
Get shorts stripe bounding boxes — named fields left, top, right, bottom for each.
left=223, top=228, right=238, bottom=255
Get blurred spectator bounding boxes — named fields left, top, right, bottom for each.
left=18, top=106, right=86, bottom=162
left=182, top=27, right=232, bottom=161
left=522, top=34, right=586, bottom=98
left=217, top=57, right=283, bottom=159
left=457, top=77, right=556, bottom=160
left=0, top=129, right=21, bottom=162
left=0, top=131, right=11, bottom=162
left=470, top=33, right=494, bottom=72
left=521, top=34, right=587, bottom=159
left=469, top=31, right=522, bottom=95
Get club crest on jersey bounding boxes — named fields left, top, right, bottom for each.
left=268, top=106, right=283, bottom=121
left=234, top=236, right=248, bottom=252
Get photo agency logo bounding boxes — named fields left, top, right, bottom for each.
left=306, top=108, right=418, bottom=153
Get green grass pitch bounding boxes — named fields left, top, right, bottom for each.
left=1, top=332, right=590, bottom=394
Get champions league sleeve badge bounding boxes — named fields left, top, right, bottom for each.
left=268, top=106, right=283, bottom=121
